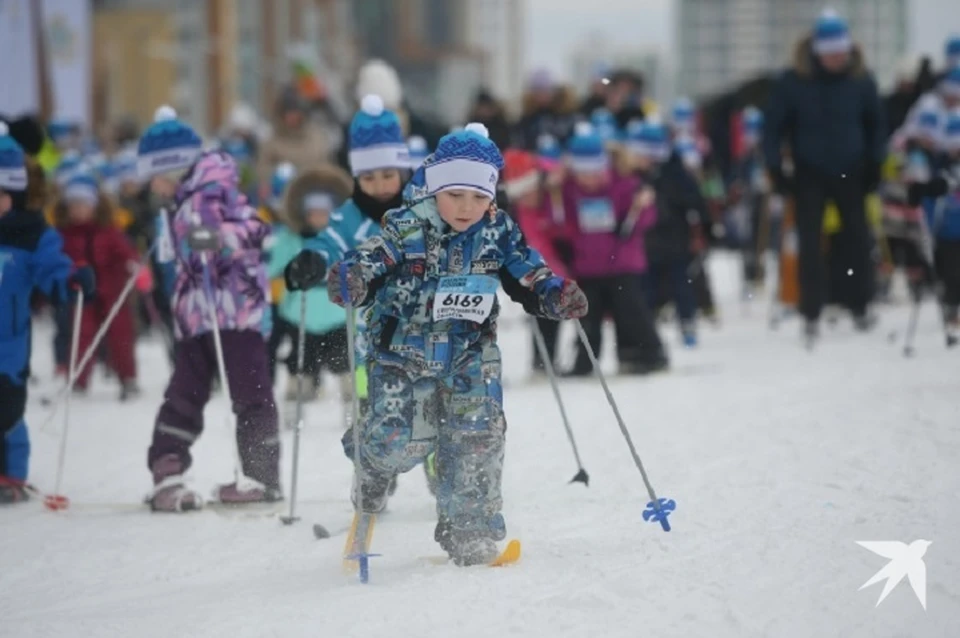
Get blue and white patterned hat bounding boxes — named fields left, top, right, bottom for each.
left=671, top=97, right=696, bottom=132
left=812, top=9, right=852, bottom=55
left=101, top=148, right=139, bottom=194
left=625, top=119, right=670, bottom=160
left=940, top=64, right=960, bottom=99
left=0, top=122, right=27, bottom=192
left=55, top=151, right=88, bottom=186
left=942, top=107, right=960, bottom=152
left=674, top=134, right=701, bottom=169
left=271, top=162, right=296, bottom=209
left=424, top=122, right=503, bottom=199
left=536, top=134, right=562, bottom=162
left=136, top=105, right=203, bottom=180
left=63, top=172, right=100, bottom=205
left=946, top=35, right=960, bottom=68
left=590, top=108, right=620, bottom=143
left=406, top=136, right=429, bottom=170
left=349, top=94, right=408, bottom=176
left=566, top=122, right=608, bottom=173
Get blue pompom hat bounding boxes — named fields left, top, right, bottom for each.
left=101, top=149, right=139, bottom=195
left=590, top=108, right=619, bottom=143
left=349, top=94, right=408, bottom=176
left=424, top=122, right=503, bottom=199
left=55, top=151, right=87, bottom=186
left=625, top=119, right=670, bottom=160
left=942, top=107, right=960, bottom=152
left=63, top=172, right=100, bottom=205
left=536, top=134, right=562, bottom=162
left=812, top=9, right=852, bottom=55
left=566, top=122, right=608, bottom=173
left=406, top=136, right=429, bottom=170
left=946, top=35, right=960, bottom=68
left=0, top=122, right=27, bottom=192
left=671, top=97, right=696, bottom=132
left=137, top=105, right=203, bottom=179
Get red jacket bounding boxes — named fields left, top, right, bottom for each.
left=59, top=222, right=139, bottom=301
left=515, top=189, right=571, bottom=279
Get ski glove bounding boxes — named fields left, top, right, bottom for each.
left=284, top=249, right=327, bottom=291
left=542, top=279, right=588, bottom=320
left=327, top=260, right=367, bottom=307
left=68, top=265, right=96, bottom=300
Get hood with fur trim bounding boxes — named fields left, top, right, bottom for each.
left=280, top=164, right=353, bottom=233
left=792, top=35, right=867, bottom=78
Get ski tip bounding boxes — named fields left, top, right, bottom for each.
left=491, top=539, right=522, bottom=567
left=569, top=469, right=590, bottom=487
left=313, top=523, right=331, bottom=539
left=43, top=494, right=70, bottom=511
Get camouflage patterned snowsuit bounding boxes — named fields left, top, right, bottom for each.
left=341, top=196, right=564, bottom=540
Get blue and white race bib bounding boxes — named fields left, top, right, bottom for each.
left=433, top=275, right=498, bottom=322
left=577, top=197, right=616, bottom=233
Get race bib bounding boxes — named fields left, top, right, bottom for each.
left=433, top=275, right=498, bottom=323
left=577, top=197, right=616, bottom=233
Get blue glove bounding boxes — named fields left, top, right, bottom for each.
left=542, top=279, right=588, bottom=320
left=68, top=265, right=96, bottom=300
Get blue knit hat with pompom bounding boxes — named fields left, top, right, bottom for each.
left=813, top=9, right=852, bottom=55
left=566, top=122, right=608, bottom=173
left=63, top=172, right=100, bottom=205
left=424, top=122, right=503, bottom=199
left=0, top=122, right=27, bottom=192
left=349, top=94, right=408, bottom=176
left=137, top=105, right=203, bottom=179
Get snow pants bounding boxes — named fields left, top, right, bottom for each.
left=73, top=297, right=137, bottom=389
left=343, top=339, right=506, bottom=540
left=148, top=330, right=280, bottom=488
left=0, top=374, right=29, bottom=481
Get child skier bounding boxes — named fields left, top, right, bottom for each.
left=267, top=164, right=353, bottom=401
left=730, top=107, right=771, bottom=293
left=0, top=122, right=95, bottom=503
left=288, top=122, right=588, bottom=565
left=284, top=94, right=410, bottom=417
left=140, top=106, right=279, bottom=511
left=628, top=119, right=709, bottom=347
left=56, top=172, right=146, bottom=399
left=562, top=122, right=666, bottom=374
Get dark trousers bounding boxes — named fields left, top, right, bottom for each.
left=573, top=274, right=665, bottom=372
left=285, top=323, right=350, bottom=380
left=267, top=305, right=287, bottom=383
left=531, top=317, right=561, bottom=371
left=935, top=239, right=960, bottom=309
left=644, top=258, right=697, bottom=323
left=793, top=168, right=874, bottom=320
left=0, top=374, right=29, bottom=480
left=148, top=330, right=280, bottom=488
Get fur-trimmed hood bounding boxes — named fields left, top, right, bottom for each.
left=792, top=34, right=867, bottom=77
left=280, top=164, right=353, bottom=233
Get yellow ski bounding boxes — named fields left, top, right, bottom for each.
left=420, top=539, right=522, bottom=567
left=342, top=511, right=377, bottom=574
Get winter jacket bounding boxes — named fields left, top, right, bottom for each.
left=644, top=152, right=709, bottom=264
left=764, top=37, right=886, bottom=184
left=515, top=190, right=570, bottom=279
left=59, top=222, right=138, bottom=303
left=346, top=196, right=564, bottom=374
left=562, top=171, right=655, bottom=278
left=303, top=198, right=382, bottom=266
left=267, top=166, right=353, bottom=335
left=0, top=209, right=74, bottom=382
left=161, top=151, right=272, bottom=340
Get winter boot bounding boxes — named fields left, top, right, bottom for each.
left=214, top=479, right=282, bottom=505
left=149, top=454, right=203, bottom=512
left=350, top=469, right=393, bottom=514
left=620, top=356, right=669, bottom=376
left=0, top=476, right=31, bottom=504
left=680, top=321, right=697, bottom=348
left=435, top=517, right=504, bottom=567
left=852, top=311, right=878, bottom=333
left=119, top=379, right=141, bottom=402
left=284, top=375, right=318, bottom=402
left=944, top=306, right=959, bottom=347
left=803, top=319, right=819, bottom=350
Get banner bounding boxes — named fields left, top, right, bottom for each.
left=43, top=0, right=92, bottom=126
left=0, top=0, right=40, bottom=117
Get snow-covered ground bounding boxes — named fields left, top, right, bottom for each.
left=3, top=254, right=959, bottom=638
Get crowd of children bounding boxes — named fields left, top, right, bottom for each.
left=3, top=40, right=960, bottom=564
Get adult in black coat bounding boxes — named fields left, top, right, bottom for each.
left=763, top=14, right=886, bottom=338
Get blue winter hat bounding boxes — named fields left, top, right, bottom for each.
left=101, top=149, right=139, bottom=194
left=348, top=94, right=408, bottom=176
left=566, top=122, right=608, bottom=173
left=47, top=118, right=78, bottom=144
left=536, top=134, right=562, bottom=161
left=674, top=135, right=701, bottom=170
left=625, top=119, right=670, bottom=160
left=55, top=151, right=86, bottom=186
left=813, top=9, right=852, bottom=55
left=137, top=105, right=203, bottom=179
left=946, top=35, right=960, bottom=66
left=406, top=135, right=429, bottom=170
left=0, top=122, right=27, bottom=192
left=590, top=108, right=619, bottom=143
left=943, top=107, right=960, bottom=151
left=742, top=106, right=763, bottom=131
left=671, top=97, right=696, bottom=130
left=940, top=64, right=960, bottom=98
left=425, top=122, right=503, bottom=199
left=271, top=162, right=296, bottom=208
left=63, top=172, right=100, bottom=205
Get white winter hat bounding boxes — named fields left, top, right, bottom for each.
left=356, top=60, right=403, bottom=111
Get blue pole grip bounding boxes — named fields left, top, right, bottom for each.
left=643, top=498, right=676, bottom=532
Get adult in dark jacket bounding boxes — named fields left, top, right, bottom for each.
left=466, top=89, right=513, bottom=151
left=763, top=10, right=885, bottom=342
left=514, top=69, right=576, bottom=151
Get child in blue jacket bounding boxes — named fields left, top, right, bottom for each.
left=0, top=122, right=94, bottom=503
left=288, top=123, right=589, bottom=565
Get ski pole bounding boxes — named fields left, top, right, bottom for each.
left=281, top=292, right=308, bottom=525
left=40, top=244, right=159, bottom=432
left=345, top=303, right=363, bottom=512
left=902, top=286, right=923, bottom=357
left=44, top=290, right=85, bottom=511
left=572, top=319, right=675, bottom=531
left=531, top=318, right=588, bottom=485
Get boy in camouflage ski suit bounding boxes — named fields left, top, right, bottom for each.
left=324, top=123, right=588, bottom=565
